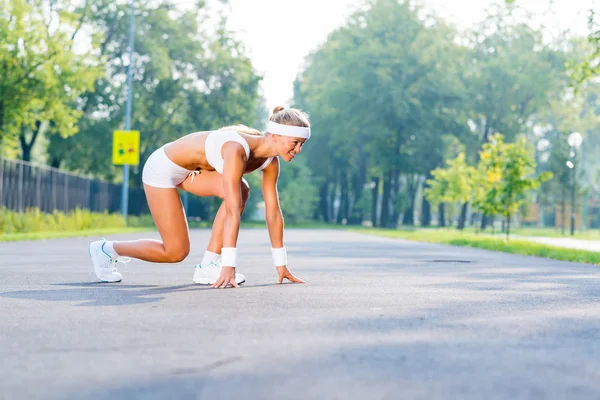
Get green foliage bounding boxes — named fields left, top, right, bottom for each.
left=237, top=158, right=318, bottom=224
left=425, top=153, right=476, bottom=207
left=0, top=207, right=153, bottom=234
left=274, top=159, right=318, bottom=224
left=472, top=134, right=552, bottom=238
left=295, top=0, right=471, bottom=225
left=0, top=0, right=102, bottom=154
left=426, top=133, right=551, bottom=238
left=50, top=0, right=262, bottom=182
left=532, top=64, right=600, bottom=210
left=566, top=10, right=600, bottom=85
left=241, top=172, right=261, bottom=222
left=465, top=15, right=564, bottom=145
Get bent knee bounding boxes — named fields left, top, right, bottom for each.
left=241, top=178, right=250, bottom=202
left=217, top=179, right=250, bottom=202
left=164, top=246, right=190, bottom=263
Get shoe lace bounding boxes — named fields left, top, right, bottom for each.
left=109, top=256, right=131, bottom=272
left=195, top=260, right=219, bottom=270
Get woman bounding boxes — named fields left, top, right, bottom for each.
left=88, top=106, right=310, bottom=288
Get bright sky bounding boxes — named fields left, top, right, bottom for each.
left=222, top=0, right=593, bottom=108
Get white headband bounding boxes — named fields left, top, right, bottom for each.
left=266, top=121, right=311, bottom=139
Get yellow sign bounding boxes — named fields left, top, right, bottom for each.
left=112, top=130, right=140, bottom=165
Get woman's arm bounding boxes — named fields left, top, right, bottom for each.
left=261, top=157, right=284, bottom=249
left=261, top=158, right=305, bottom=284
left=221, top=142, right=246, bottom=249
left=212, top=141, right=246, bottom=288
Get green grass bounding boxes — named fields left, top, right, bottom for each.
left=3, top=208, right=598, bottom=266
left=432, top=225, right=600, bottom=240
left=349, top=227, right=600, bottom=265
left=399, top=225, right=600, bottom=240
left=0, top=227, right=154, bottom=242
left=0, top=218, right=338, bottom=242
left=239, top=220, right=345, bottom=229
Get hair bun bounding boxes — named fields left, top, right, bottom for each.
left=272, top=105, right=285, bottom=114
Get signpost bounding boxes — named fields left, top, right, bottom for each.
left=112, top=130, right=140, bottom=166
left=119, top=0, right=135, bottom=218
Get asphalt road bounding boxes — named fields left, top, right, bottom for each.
left=1, top=228, right=599, bottom=400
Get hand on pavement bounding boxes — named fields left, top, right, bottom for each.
left=276, top=266, right=305, bottom=284
left=211, top=266, right=239, bottom=288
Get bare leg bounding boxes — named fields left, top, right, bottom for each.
left=113, top=185, right=190, bottom=263
left=180, top=175, right=250, bottom=254
left=207, top=202, right=227, bottom=253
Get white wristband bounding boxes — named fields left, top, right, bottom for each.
left=271, top=247, right=287, bottom=267
left=221, top=247, right=238, bottom=267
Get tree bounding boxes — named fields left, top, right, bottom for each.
left=424, top=153, right=476, bottom=228
left=49, top=0, right=262, bottom=187
left=296, top=0, right=469, bottom=228
left=0, top=0, right=100, bottom=159
left=473, top=133, right=551, bottom=239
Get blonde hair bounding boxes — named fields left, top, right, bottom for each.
left=219, top=124, right=262, bottom=136
left=269, top=106, right=310, bottom=128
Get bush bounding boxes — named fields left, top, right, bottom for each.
left=0, top=207, right=154, bottom=234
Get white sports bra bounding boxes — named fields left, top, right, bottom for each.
left=204, top=130, right=274, bottom=175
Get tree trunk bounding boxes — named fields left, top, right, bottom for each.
left=337, top=171, right=349, bottom=224
left=19, top=120, right=42, bottom=162
left=380, top=171, right=393, bottom=228
left=506, top=213, right=511, bottom=240
left=329, top=178, right=337, bottom=224
left=371, top=176, right=379, bottom=227
left=470, top=211, right=478, bottom=226
left=402, top=174, right=417, bottom=226
left=561, top=186, right=566, bottom=235
left=49, top=157, right=61, bottom=169
left=438, top=203, right=446, bottom=227
left=318, top=182, right=329, bottom=222
left=20, top=127, right=31, bottom=161
left=480, top=213, right=489, bottom=230
left=391, top=170, right=401, bottom=228
left=421, top=196, right=431, bottom=227
left=348, top=149, right=367, bottom=225
left=0, top=100, right=4, bottom=144
left=457, top=202, right=468, bottom=230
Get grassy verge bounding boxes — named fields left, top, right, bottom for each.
left=3, top=207, right=597, bottom=266
left=0, top=227, right=155, bottom=242
left=239, top=221, right=345, bottom=229
left=447, top=226, right=600, bottom=240
left=349, top=227, right=600, bottom=265
left=0, top=217, right=339, bottom=242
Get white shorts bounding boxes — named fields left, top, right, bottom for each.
left=142, top=145, right=194, bottom=188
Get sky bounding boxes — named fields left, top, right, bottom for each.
left=215, top=0, right=594, bottom=108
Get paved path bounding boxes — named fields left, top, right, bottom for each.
left=1, top=229, right=600, bottom=399
left=516, top=235, right=600, bottom=252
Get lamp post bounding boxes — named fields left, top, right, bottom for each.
left=120, top=0, right=135, bottom=218
left=567, top=132, right=583, bottom=236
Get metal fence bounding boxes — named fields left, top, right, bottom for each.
left=0, top=157, right=214, bottom=219
left=0, top=157, right=149, bottom=215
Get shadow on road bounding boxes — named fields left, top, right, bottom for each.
left=0, top=281, right=287, bottom=307
left=0, top=283, right=211, bottom=306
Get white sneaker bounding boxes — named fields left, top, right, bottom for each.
left=193, top=260, right=246, bottom=285
left=88, top=239, right=128, bottom=283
